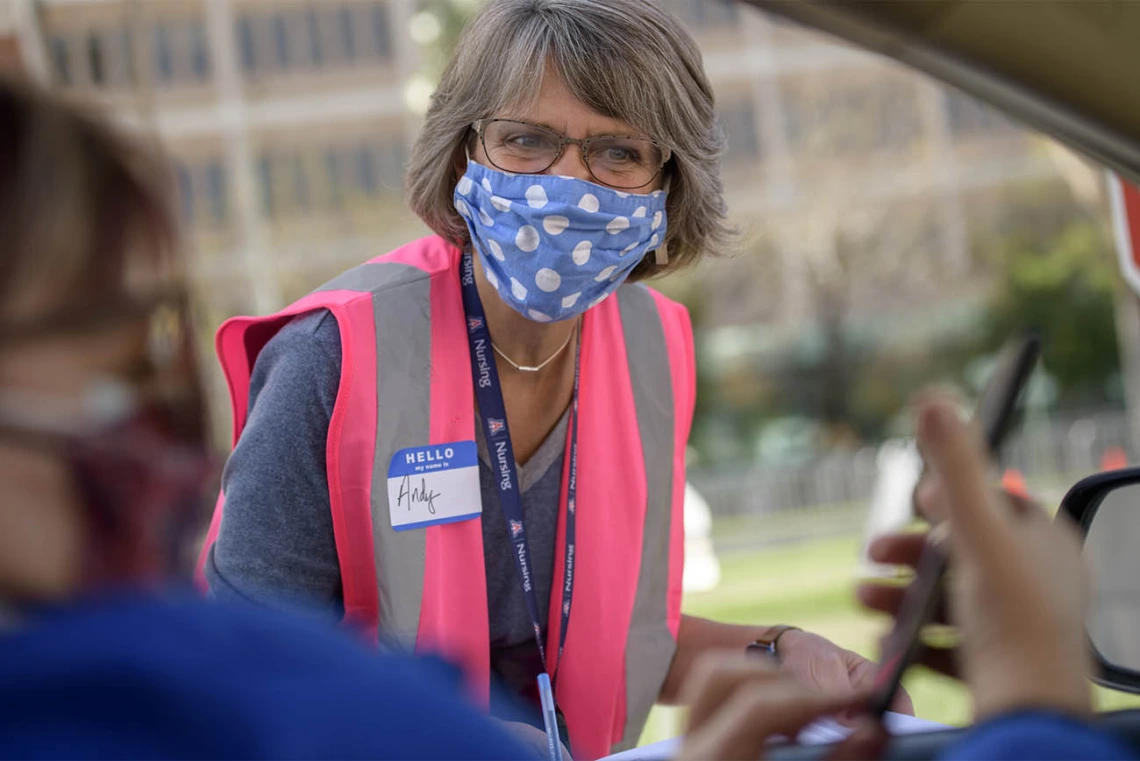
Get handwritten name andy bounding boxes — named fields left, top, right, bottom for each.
left=397, top=475, right=440, bottom=514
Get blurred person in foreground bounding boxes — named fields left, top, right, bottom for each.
left=0, top=78, right=530, bottom=760
left=199, top=1, right=901, bottom=756
left=676, top=394, right=1136, bottom=761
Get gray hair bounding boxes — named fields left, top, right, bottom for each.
left=406, top=0, right=730, bottom=281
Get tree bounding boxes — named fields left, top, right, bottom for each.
left=982, top=220, right=1121, bottom=407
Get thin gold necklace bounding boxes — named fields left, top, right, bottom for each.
left=491, top=328, right=575, bottom=373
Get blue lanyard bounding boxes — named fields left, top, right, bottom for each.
left=460, top=251, right=579, bottom=679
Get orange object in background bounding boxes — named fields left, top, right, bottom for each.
left=1002, top=468, right=1029, bottom=498
left=1101, top=447, right=1129, bottom=471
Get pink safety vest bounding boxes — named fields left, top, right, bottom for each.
left=197, top=236, right=694, bottom=758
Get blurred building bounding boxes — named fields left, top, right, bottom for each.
left=10, top=0, right=426, bottom=324
left=5, top=0, right=1066, bottom=440
left=660, top=0, right=1060, bottom=337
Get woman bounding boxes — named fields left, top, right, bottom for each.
left=0, top=77, right=531, bottom=761
left=199, top=1, right=893, bottom=757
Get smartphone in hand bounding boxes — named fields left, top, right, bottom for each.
left=865, top=332, right=1041, bottom=719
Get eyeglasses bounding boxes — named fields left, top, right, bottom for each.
left=473, top=118, right=672, bottom=190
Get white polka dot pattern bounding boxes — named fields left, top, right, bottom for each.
left=607, top=217, right=630, bottom=235
left=535, top=268, right=561, bottom=292
left=572, top=241, right=592, bottom=265
left=543, top=215, right=570, bottom=235
left=454, top=159, right=668, bottom=322
left=526, top=185, right=548, bottom=209
left=516, top=225, right=540, bottom=252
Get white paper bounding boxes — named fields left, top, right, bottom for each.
left=600, top=712, right=947, bottom=761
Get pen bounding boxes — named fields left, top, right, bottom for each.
left=536, top=673, right=564, bottom=761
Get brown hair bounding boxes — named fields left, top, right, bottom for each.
left=0, top=77, right=180, bottom=333
left=406, top=0, right=731, bottom=281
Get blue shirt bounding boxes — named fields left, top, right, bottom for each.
left=942, top=711, right=1136, bottom=761
left=0, top=591, right=533, bottom=760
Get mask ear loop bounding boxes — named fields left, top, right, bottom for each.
left=655, top=173, right=671, bottom=266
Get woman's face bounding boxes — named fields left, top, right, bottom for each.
left=0, top=323, right=147, bottom=603
left=470, top=71, right=667, bottom=193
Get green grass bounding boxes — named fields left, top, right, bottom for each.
left=638, top=529, right=1140, bottom=746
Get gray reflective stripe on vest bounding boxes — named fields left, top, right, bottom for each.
left=317, top=261, right=431, bottom=650
left=318, top=265, right=679, bottom=743
left=616, top=283, right=678, bottom=752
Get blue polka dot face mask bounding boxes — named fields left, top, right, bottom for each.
left=453, top=160, right=668, bottom=323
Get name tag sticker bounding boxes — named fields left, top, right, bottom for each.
left=387, top=441, right=481, bottom=531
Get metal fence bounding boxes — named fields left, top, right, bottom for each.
left=690, top=410, right=1137, bottom=546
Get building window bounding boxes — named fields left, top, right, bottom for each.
left=355, top=145, right=377, bottom=194
left=325, top=148, right=344, bottom=208
left=190, top=22, right=210, bottom=79
left=204, top=162, right=227, bottom=225
left=50, top=36, right=71, bottom=85
left=371, top=5, right=391, bottom=60
left=765, top=10, right=803, bottom=28
left=272, top=13, right=290, bottom=69
left=102, top=28, right=134, bottom=87
left=306, top=9, right=323, bottom=66
left=376, top=140, right=406, bottom=190
left=238, top=15, right=256, bottom=73
left=153, top=24, right=174, bottom=82
left=338, top=6, right=357, bottom=62
left=721, top=104, right=760, bottom=162
left=175, top=162, right=195, bottom=226
left=944, top=90, right=1018, bottom=140
left=291, top=154, right=311, bottom=210
left=782, top=80, right=922, bottom=158
left=675, top=0, right=738, bottom=27
left=258, top=155, right=275, bottom=216
left=86, top=34, right=105, bottom=85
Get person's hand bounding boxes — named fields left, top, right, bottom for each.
left=776, top=629, right=915, bottom=716
left=492, top=719, right=573, bottom=761
left=678, top=654, right=886, bottom=761
left=858, top=394, right=1093, bottom=721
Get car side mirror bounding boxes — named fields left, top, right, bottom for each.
left=1060, top=467, right=1140, bottom=694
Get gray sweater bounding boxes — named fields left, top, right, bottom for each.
left=205, top=309, right=566, bottom=706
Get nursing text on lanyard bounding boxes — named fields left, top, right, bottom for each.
left=460, top=251, right=580, bottom=682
